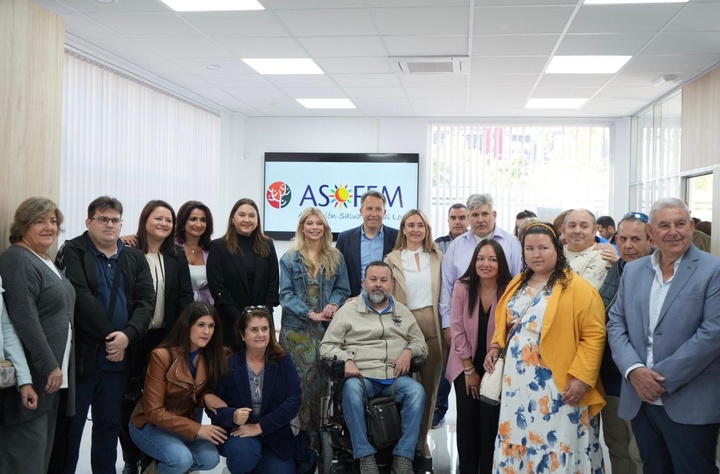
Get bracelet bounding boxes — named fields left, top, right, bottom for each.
left=463, top=366, right=476, bottom=376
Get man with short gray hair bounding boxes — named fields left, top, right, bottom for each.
left=608, top=197, right=720, bottom=473
left=439, top=194, right=521, bottom=341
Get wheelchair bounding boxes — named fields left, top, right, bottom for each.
left=315, top=357, right=427, bottom=474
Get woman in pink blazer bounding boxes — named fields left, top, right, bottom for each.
left=447, top=239, right=512, bottom=474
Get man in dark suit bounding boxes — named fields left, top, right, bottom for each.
left=608, top=197, right=720, bottom=474
left=335, top=190, right=399, bottom=296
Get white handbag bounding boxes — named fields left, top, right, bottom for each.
left=478, top=355, right=504, bottom=405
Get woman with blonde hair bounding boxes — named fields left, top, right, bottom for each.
left=384, top=209, right=442, bottom=471
left=278, top=207, right=350, bottom=433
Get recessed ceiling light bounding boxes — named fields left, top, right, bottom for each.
left=584, top=0, right=687, bottom=4
left=526, top=98, right=587, bottom=109
left=296, top=99, right=356, bottom=109
left=546, top=55, right=631, bottom=74
left=242, top=58, right=323, bottom=75
left=159, top=0, right=264, bottom=11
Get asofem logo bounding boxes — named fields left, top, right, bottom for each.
left=266, top=182, right=292, bottom=209
left=300, top=184, right=403, bottom=208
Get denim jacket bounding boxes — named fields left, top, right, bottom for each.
left=279, top=250, right=351, bottom=331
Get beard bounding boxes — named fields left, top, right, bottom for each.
left=367, top=289, right=389, bottom=305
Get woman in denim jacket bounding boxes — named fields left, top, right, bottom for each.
left=279, top=207, right=350, bottom=433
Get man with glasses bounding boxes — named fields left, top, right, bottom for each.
left=55, top=196, right=155, bottom=474
left=598, top=212, right=652, bottom=474
left=608, top=198, right=720, bottom=473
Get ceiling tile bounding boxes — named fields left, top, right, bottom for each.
left=224, top=87, right=290, bottom=100
left=163, top=74, right=215, bottom=89
left=643, top=32, right=720, bottom=55
left=473, top=0, right=576, bottom=4
left=532, top=87, right=599, bottom=98
left=183, top=88, right=238, bottom=100
left=168, top=58, right=256, bottom=75
left=472, top=35, right=559, bottom=56
left=470, top=56, right=548, bottom=73
left=607, top=72, right=687, bottom=87
left=468, top=73, right=539, bottom=87
left=198, top=74, right=275, bottom=88
left=331, top=74, right=402, bottom=88
left=666, top=2, right=720, bottom=33
left=370, top=7, right=469, bottom=36
left=468, top=87, right=531, bottom=100
left=62, top=14, right=122, bottom=39
left=474, top=6, right=575, bottom=35
left=265, top=75, right=339, bottom=88
left=214, top=38, right=307, bottom=57
left=342, top=87, right=408, bottom=99
left=364, top=0, right=469, bottom=6
left=274, top=9, right=377, bottom=36
left=86, top=13, right=202, bottom=39
left=556, top=33, right=655, bottom=55
left=352, top=98, right=412, bottom=108
left=398, top=75, right=469, bottom=87
left=42, top=0, right=169, bottom=13
left=297, top=37, right=388, bottom=57
left=314, top=57, right=395, bottom=74
left=260, top=0, right=364, bottom=9
left=180, top=11, right=290, bottom=37
left=282, top=87, right=346, bottom=98
left=132, top=38, right=232, bottom=58
left=383, top=36, right=468, bottom=56
left=412, top=107, right=469, bottom=116
left=405, top=87, right=467, bottom=99
left=594, top=87, right=665, bottom=99
left=91, top=39, right=157, bottom=59
left=359, top=108, right=416, bottom=117
left=623, top=54, right=720, bottom=73
left=569, top=4, right=684, bottom=34
left=131, top=58, right=189, bottom=75
left=409, top=97, right=467, bottom=108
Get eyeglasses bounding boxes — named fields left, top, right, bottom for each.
left=622, top=212, right=649, bottom=223
left=91, top=217, right=123, bottom=226
left=244, top=305, right=269, bottom=314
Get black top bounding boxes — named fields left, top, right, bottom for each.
left=474, top=303, right=490, bottom=371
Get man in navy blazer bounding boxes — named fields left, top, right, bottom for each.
left=335, top=190, right=399, bottom=296
left=608, top=197, right=720, bottom=474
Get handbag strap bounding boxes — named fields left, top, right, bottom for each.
left=500, top=287, right=544, bottom=357
left=358, top=376, right=398, bottom=409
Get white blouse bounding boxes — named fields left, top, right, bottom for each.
left=145, top=252, right=166, bottom=330
left=401, top=248, right=432, bottom=310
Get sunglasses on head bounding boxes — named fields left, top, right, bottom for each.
left=622, top=212, right=649, bottom=223
left=244, top=305, right=269, bottom=314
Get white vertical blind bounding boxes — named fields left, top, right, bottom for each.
left=60, top=52, right=221, bottom=241
left=430, top=123, right=611, bottom=237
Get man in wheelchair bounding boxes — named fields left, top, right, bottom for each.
left=320, top=261, right=428, bottom=474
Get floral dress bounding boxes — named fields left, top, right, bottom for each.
left=493, top=286, right=604, bottom=474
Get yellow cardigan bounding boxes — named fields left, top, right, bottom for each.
left=491, top=271, right=607, bottom=416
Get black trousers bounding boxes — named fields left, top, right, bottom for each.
left=632, top=402, right=719, bottom=474
left=453, top=373, right=500, bottom=474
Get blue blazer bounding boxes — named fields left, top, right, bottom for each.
left=607, top=244, right=720, bottom=424
left=335, top=225, right=398, bottom=297
left=210, top=352, right=301, bottom=460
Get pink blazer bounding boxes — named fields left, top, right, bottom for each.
left=446, top=279, right=501, bottom=383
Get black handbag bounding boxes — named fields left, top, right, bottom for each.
left=361, top=377, right=402, bottom=449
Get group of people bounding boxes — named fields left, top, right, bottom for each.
left=0, top=190, right=717, bottom=474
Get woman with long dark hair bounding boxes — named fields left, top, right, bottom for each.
left=447, top=239, right=511, bottom=474
left=129, top=302, right=228, bottom=474
left=175, top=201, right=215, bottom=304
left=207, top=199, right=279, bottom=347
left=484, top=222, right=606, bottom=473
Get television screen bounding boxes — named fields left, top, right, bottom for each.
left=263, top=153, right=419, bottom=240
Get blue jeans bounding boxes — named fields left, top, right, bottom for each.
left=342, top=376, right=425, bottom=460
left=129, top=423, right=220, bottom=474
left=435, top=364, right=451, bottom=413
left=64, top=369, right=128, bottom=474
left=219, top=435, right=295, bottom=474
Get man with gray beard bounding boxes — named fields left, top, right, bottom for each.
left=321, top=261, right=428, bottom=474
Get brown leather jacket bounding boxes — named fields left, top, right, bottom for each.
left=131, top=346, right=209, bottom=439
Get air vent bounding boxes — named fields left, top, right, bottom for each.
left=390, top=56, right=469, bottom=75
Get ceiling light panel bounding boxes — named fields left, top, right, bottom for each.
left=584, top=0, right=687, bottom=4
left=546, top=55, right=631, bottom=73
left=159, top=0, right=264, bottom=11
left=241, top=58, right=324, bottom=75
left=296, top=99, right=356, bottom=109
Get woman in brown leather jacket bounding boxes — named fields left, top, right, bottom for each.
left=129, top=302, right=228, bottom=474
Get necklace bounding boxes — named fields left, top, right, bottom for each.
left=185, top=245, right=200, bottom=254
left=20, top=240, right=50, bottom=260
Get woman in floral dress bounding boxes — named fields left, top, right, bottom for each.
left=484, top=222, right=606, bottom=473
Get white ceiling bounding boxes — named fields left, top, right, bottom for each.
left=34, top=0, right=720, bottom=118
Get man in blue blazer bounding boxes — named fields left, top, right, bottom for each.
left=608, top=197, right=720, bottom=474
left=335, top=190, right=399, bottom=296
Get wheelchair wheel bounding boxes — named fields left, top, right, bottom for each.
left=318, top=430, right=335, bottom=474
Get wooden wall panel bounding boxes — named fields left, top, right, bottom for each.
left=0, top=0, right=64, bottom=253
left=681, top=66, right=720, bottom=172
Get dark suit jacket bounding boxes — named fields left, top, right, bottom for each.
left=335, top=225, right=399, bottom=296
left=608, top=244, right=720, bottom=424
left=154, top=246, right=194, bottom=332
left=210, top=352, right=301, bottom=461
left=206, top=238, right=279, bottom=347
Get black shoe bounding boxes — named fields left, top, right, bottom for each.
left=122, top=462, right=140, bottom=474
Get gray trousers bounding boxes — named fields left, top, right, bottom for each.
left=0, top=408, right=58, bottom=474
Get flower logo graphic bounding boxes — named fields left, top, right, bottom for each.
left=266, top=182, right=292, bottom=209
left=329, top=184, right=353, bottom=208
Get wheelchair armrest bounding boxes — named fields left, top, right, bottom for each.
left=326, top=358, right=347, bottom=379
left=410, top=357, right=425, bottom=373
